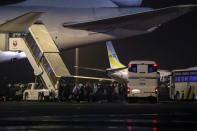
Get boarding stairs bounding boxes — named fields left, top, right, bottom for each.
left=8, top=24, right=70, bottom=92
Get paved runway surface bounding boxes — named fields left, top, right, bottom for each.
left=0, top=102, right=197, bottom=131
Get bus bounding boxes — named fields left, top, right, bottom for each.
left=127, top=61, right=159, bottom=103
left=170, top=67, right=197, bottom=101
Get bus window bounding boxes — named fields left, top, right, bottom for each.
left=175, top=76, right=181, bottom=82
left=184, top=76, right=189, bottom=82
left=128, top=64, right=137, bottom=73
left=189, top=75, right=197, bottom=82
left=181, top=76, right=185, bottom=82
left=171, top=69, right=197, bottom=101
left=148, top=64, right=157, bottom=73
left=182, top=72, right=189, bottom=75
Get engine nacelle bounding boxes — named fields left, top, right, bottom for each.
left=0, top=0, right=25, bottom=5
left=111, top=0, right=143, bottom=7
left=0, top=51, right=26, bottom=63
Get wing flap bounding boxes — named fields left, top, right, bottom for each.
left=0, top=12, right=42, bottom=33
left=63, top=5, right=196, bottom=31
left=72, top=75, right=113, bottom=81
left=74, top=66, right=106, bottom=73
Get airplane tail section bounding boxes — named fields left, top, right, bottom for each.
left=106, top=41, right=126, bottom=69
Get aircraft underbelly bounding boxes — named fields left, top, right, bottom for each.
left=52, top=28, right=147, bottom=50
left=0, top=6, right=151, bottom=50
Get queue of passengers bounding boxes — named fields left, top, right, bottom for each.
left=58, top=82, right=127, bottom=102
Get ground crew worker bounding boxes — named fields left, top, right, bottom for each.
left=175, top=91, right=180, bottom=100
left=181, top=90, right=184, bottom=100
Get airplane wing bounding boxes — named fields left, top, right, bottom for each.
left=63, top=5, right=196, bottom=32
left=74, top=66, right=127, bottom=73
left=106, top=67, right=127, bottom=72
left=74, top=66, right=106, bottom=73
left=0, top=12, right=42, bottom=33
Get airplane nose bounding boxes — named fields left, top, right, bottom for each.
left=141, top=0, right=197, bottom=8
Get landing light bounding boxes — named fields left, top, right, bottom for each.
left=127, top=88, right=130, bottom=93
left=155, top=87, right=158, bottom=94
left=2, top=51, right=26, bottom=58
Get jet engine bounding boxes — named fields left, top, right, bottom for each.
left=0, top=0, right=25, bottom=5
left=111, top=0, right=143, bottom=7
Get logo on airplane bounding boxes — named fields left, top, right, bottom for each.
left=13, top=40, right=17, bottom=47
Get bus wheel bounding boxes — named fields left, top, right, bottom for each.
left=150, top=97, right=158, bottom=103
left=127, top=98, right=137, bottom=103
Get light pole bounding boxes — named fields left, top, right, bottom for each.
left=75, top=48, right=79, bottom=84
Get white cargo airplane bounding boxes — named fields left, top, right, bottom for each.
left=0, top=0, right=196, bottom=62
left=105, top=41, right=168, bottom=83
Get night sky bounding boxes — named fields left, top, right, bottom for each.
left=0, top=0, right=197, bottom=83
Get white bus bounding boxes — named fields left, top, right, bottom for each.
left=127, top=61, right=159, bottom=103
left=170, top=67, right=197, bottom=101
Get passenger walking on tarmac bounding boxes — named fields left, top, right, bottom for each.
left=92, top=83, right=98, bottom=102
left=79, top=83, right=84, bottom=101
left=114, top=82, right=119, bottom=100
left=103, top=84, right=107, bottom=100
left=68, top=83, right=75, bottom=101
left=192, top=93, right=196, bottom=101
left=64, top=83, right=72, bottom=101
left=72, top=84, right=80, bottom=102
left=61, top=89, right=65, bottom=101
left=181, top=90, right=185, bottom=100
left=58, top=81, right=63, bottom=101
left=123, top=84, right=127, bottom=100
left=107, top=83, right=113, bottom=102
left=119, top=84, right=124, bottom=100
left=97, top=83, right=104, bottom=102
left=111, top=82, right=117, bottom=101
left=85, top=83, right=91, bottom=102
left=175, top=91, right=180, bottom=100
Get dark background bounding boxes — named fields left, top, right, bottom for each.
left=0, top=0, right=197, bottom=83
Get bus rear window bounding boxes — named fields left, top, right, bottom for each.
left=175, top=75, right=197, bottom=82
left=128, top=64, right=137, bottom=73
left=148, top=64, right=158, bottom=73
